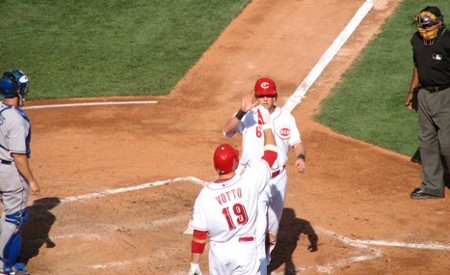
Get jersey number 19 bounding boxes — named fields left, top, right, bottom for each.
left=221, top=203, right=249, bottom=230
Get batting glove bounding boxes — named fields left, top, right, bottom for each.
left=188, top=263, right=202, bottom=275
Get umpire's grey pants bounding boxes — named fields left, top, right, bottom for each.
left=417, top=87, right=450, bottom=197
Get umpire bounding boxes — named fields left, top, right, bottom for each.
left=404, top=6, right=450, bottom=199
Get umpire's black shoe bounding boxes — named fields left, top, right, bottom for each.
left=410, top=188, right=444, bottom=200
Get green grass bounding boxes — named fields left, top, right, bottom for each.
left=1, top=0, right=447, bottom=157
left=315, top=0, right=450, bottom=156
left=0, top=0, right=249, bottom=99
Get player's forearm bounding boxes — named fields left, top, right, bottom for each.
left=191, top=253, right=201, bottom=264
left=223, top=116, right=240, bottom=136
left=263, top=128, right=275, bottom=147
left=190, top=230, right=207, bottom=263
left=189, top=230, right=206, bottom=274
left=262, top=128, right=277, bottom=167
left=12, top=153, right=37, bottom=183
left=294, top=142, right=306, bottom=159
left=224, top=107, right=247, bottom=136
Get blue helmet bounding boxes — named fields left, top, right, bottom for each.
left=0, top=70, right=29, bottom=105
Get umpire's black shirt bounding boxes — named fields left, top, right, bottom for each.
left=411, top=28, right=450, bottom=87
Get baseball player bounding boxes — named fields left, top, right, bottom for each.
left=188, top=103, right=277, bottom=275
left=0, top=69, right=40, bottom=275
left=223, top=77, right=306, bottom=272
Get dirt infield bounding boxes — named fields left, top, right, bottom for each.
left=14, top=0, right=450, bottom=274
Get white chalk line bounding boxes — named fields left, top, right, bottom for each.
left=90, top=256, right=152, bottom=270
left=355, top=239, right=450, bottom=251
left=50, top=214, right=190, bottom=241
left=22, top=100, right=158, bottom=110
left=282, top=0, right=374, bottom=113
left=60, top=176, right=208, bottom=204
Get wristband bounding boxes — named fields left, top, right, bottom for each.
left=235, top=109, right=247, bottom=120
left=297, top=154, right=306, bottom=161
left=191, top=240, right=206, bottom=253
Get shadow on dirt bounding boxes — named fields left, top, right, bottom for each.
left=19, top=197, right=61, bottom=264
left=268, top=208, right=318, bottom=275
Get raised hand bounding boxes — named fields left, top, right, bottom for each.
left=241, top=89, right=259, bottom=112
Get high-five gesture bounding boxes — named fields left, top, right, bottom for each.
left=241, top=89, right=259, bottom=113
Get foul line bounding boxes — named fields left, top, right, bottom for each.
left=282, top=0, right=374, bottom=113
left=22, top=100, right=158, bottom=110
left=60, top=176, right=208, bottom=204
left=356, top=239, right=450, bottom=251
left=51, top=214, right=190, bottom=241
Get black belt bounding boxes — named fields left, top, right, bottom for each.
left=0, top=159, right=12, bottom=165
left=424, top=85, right=450, bottom=93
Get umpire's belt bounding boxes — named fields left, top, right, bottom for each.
left=272, top=165, right=286, bottom=178
left=0, top=159, right=12, bottom=165
left=424, top=84, right=450, bottom=93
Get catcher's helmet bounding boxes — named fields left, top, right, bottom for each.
left=254, top=77, right=277, bottom=99
left=0, top=70, right=29, bottom=106
left=213, top=143, right=239, bottom=174
left=416, top=6, right=444, bottom=41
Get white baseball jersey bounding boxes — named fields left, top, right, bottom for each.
left=189, top=158, right=271, bottom=241
left=227, top=105, right=302, bottom=171
left=226, top=105, right=303, bottom=271
left=189, top=158, right=272, bottom=275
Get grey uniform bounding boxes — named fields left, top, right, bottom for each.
left=411, top=27, right=450, bottom=197
left=0, top=102, right=31, bottom=269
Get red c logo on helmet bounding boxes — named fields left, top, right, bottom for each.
left=254, top=77, right=278, bottom=98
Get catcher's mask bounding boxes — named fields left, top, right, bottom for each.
left=415, top=6, right=444, bottom=41
left=254, top=77, right=277, bottom=99
left=0, top=69, right=29, bottom=106
left=213, top=143, right=239, bottom=174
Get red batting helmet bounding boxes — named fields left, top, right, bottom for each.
left=213, top=144, right=239, bottom=174
left=254, top=77, right=277, bottom=98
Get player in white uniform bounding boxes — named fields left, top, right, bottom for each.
left=187, top=103, right=277, bottom=275
left=0, top=69, right=40, bottom=275
left=223, top=77, right=306, bottom=273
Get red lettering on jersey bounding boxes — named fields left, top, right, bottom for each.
left=279, top=127, right=290, bottom=137
left=215, top=188, right=243, bottom=205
